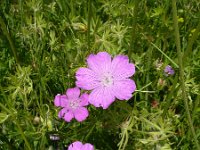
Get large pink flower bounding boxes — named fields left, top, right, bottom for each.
left=76, top=52, right=136, bottom=109
left=68, top=141, right=94, bottom=150
left=54, top=87, right=89, bottom=122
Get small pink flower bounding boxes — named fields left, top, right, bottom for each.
left=68, top=141, right=94, bottom=150
left=164, top=65, right=175, bottom=76
left=76, top=52, right=136, bottom=109
left=54, top=87, right=89, bottom=122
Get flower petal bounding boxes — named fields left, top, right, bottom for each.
left=87, top=52, right=112, bottom=74
left=111, top=55, right=135, bottom=79
left=113, top=79, right=136, bottom=100
left=74, top=107, right=89, bottom=122
left=82, top=143, right=94, bottom=150
left=54, top=94, right=68, bottom=107
left=164, top=65, right=175, bottom=75
left=58, top=108, right=74, bottom=122
left=76, top=67, right=100, bottom=90
left=68, top=141, right=83, bottom=150
left=63, top=110, right=74, bottom=122
left=89, top=87, right=115, bottom=109
left=58, top=108, right=68, bottom=118
left=80, top=93, right=89, bottom=106
left=66, top=87, right=80, bottom=99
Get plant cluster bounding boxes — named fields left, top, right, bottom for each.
left=0, top=0, right=199, bottom=150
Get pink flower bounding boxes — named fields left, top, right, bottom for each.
left=76, top=52, right=136, bottom=109
left=54, top=87, right=89, bottom=122
left=164, top=65, right=175, bottom=76
left=68, top=141, right=94, bottom=150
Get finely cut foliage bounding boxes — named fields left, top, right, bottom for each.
left=0, top=0, right=199, bottom=149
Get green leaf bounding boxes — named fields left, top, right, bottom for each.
left=0, top=112, right=9, bottom=124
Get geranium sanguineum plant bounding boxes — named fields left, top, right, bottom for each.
left=54, top=87, right=89, bottom=122
left=76, top=52, right=136, bottom=109
left=68, top=141, right=94, bottom=150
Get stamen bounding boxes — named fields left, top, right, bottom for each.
left=69, top=100, right=80, bottom=109
left=101, top=73, right=114, bottom=87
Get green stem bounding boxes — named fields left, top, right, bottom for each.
left=172, top=1, right=200, bottom=149
left=84, top=123, right=95, bottom=141
left=0, top=16, right=20, bottom=65
left=145, top=48, right=152, bottom=102
left=183, top=21, right=200, bottom=64
left=87, top=0, right=92, bottom=51
left=162, top=75, right=179, bottom=117
left=192, top=95, right=199, bottom=123
left=15, top=120, right=32, bottom=150
left=0, top=102, right=12, bottom=114
left=150, top=42, right=179, bottom=68
left=128, top=0, right=139, bottom=56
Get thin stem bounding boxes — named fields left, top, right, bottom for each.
left=192, top=95, right=199, bottom=123
left=84, top=123, right=96, bottom=141
left=150, top=42, right=179, bottom=68
left=128, top=0, right=139, bottom=56
left=0, top=16, right=20, bottom=65
left=162, top=75, right=179, bottom=117
left=87, top=0, right=92, bottom=51
left=15, top=120, right=32, bottom=150
left=141, top=33, right=179, bottom=68
left=0, top=102, right=12, bottom=114
left=183, top=21, right=200, bottom=64
left=172, top=1, right=200, bottom=149
left=145, top=48, right=152, bottom=102
left=135, top=90, right=156, bottom=93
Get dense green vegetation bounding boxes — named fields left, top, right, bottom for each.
left=0, top=0, right=199, bottom=149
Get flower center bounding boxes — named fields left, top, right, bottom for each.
left=101, top=73, right=114, bottom=87
left=69, top=99, right=80, bottom=110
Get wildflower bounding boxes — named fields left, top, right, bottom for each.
left=164, top=65, right=175, bottom=76
left=76, top=52, right=136, bottom=109
left=68, top=141, right=94, bottom=150
left=54, top=87, right=89, bottom=122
